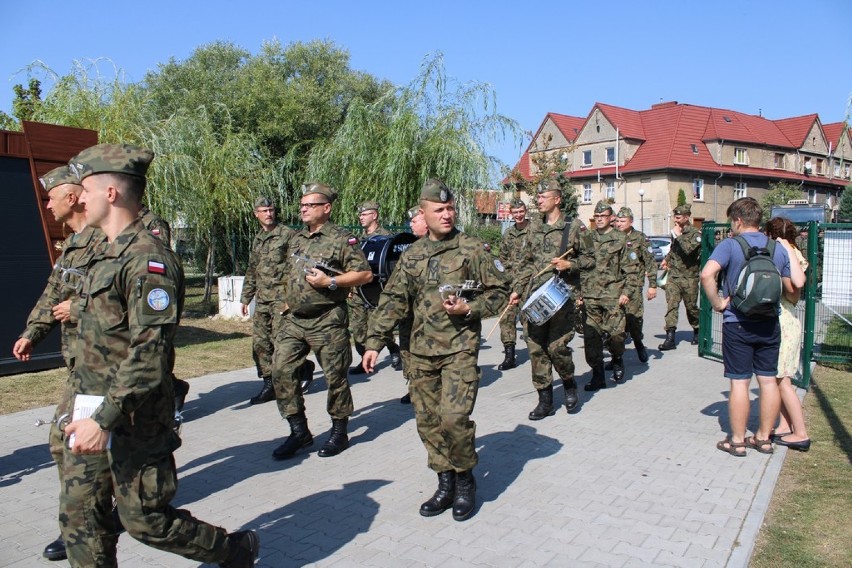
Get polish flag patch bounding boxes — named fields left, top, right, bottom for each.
left=148, top=260, right=166, bottom=274
left=348, top=237, right=358, bottom=245
left=151, top=228, right=161, bottom=236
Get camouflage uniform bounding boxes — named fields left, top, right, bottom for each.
left=621, top=227, right=657, bottom=343
left=498, top=219, right=529, bottom=345
left=241, top=223, right=295, bottom=379
left=139, top=206, right=171, bottom=247
left=663, top=222, right=702, bottom=332
left=513, top=213, right=584, bottom=391
left=272, top=222, right=370, bottom=419
left=365, top=228, right=509, bottom=472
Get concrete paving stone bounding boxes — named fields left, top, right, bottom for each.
left=613, top=540, right=662, bottom=564
left=655, top=549, right=708, bottom=567
left=435, top=537, right=489, bottom=562
left=684, top=541, right=731, bottom=564
left=641, top=534, right=691, bottom=556
left=399, top=543, right=455, bottom=566
left=684, top=509, right=735, bottom=526
left=577, top=546, right=631, bottom=567
left=671, top=527, right=718, bottom=549
left=630, top=520, right=677, bottom=540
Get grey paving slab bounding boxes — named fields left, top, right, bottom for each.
left=0, top=290, right=791, bottom=567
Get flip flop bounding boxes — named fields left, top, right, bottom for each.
left=716, top=437, right=747, bottom=457
left=745, top=436, right=774, bottom=454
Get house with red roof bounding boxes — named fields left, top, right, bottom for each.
left=508, top=102, right=851, bottom=233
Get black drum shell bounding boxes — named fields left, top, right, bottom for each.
left=358, top=232, right=418, bottom=307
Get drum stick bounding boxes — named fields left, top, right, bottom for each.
left=532, top=250, right=572, bottom=280
left=485, top=301, right=515, bottom=341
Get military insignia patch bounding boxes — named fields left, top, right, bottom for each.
left=147, top=288, right=171, bottom=311
left=348, top=237, right=358, bottom=245
left=629, top=252, right=638, bottom=260
left=148, top=260, right=166, bottom=274
left=439, top=188, right=448, bottom=202
left=483, top=242, right=492, bottom=252
left=627, top=241, right=633, bottom=246
left=494, top=259, right=505, bottom=272
left=151, top=228, right=160, bottom=236
left=696, top=236, right=702, bottom=242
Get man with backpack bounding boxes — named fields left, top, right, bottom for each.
left=700, top=197, right=792, bottom=457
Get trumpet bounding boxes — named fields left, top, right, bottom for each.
left=438, top=281, right=483, bottom=302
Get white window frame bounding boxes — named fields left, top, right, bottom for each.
left=774, top=153, right=785, bottom=169
left=605, top=181, right=615, bottom=200
left=583, top=184, right=593, bottom=203
left=582, top=150, right=592, bottom=167
left=833, top=161, right=841, bottom=177
left=845, top=164, right=851, bottom=179
left=733, top=147, right=748, bottom=165
left=693, top=178, right=704, bottom=201
left=734, top=182, right=747, bottom=199
left=604, top=147, right=615, bottom=164
left=816, top=159, right=824, bottom=175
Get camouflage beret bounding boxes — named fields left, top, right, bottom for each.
left=509, top=199, right=526, bottom=209
left=254, top=196, right=274, bottom=209
left=673, top=204, right=691, bottom=216
left=301, top=182, right=337, bottom=203
left=39, top=165, right=79, bottom=192
left=616, top=206, right=633, bottom=219
left=407, top=206, right=422, bottom=220
left=420, top=178, right=453, bottom=203
left=69, top=143, right=154, bottom=182
left=537, top=179, right=562, bottom=194
left=594, top=200, right=614, bottom=214
left=358, top=200, right=380, bottom=213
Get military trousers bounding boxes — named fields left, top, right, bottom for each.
left=499, top=303, right=521, bottom=345
left=349, top=295, right=396, bottom=352
left=251, top=300, right=285, bottom=379
left=408, top=350, right=480, bottom=472
left=624, top=291, right=646, bottom=343
left=273, top=304, right=354, bottom=420
left=583, top=299, right=626, bottom=367
left=663, top=277, right=699, bottom=330
left=524, top=304, right=577, bottom=389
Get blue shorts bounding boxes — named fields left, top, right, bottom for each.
left=722, top=319, right=780, bottom=379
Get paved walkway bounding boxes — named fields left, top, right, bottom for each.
left=0, top=297, right=789, bottom=567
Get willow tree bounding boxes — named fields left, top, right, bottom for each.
left=304, top=53, right=522, bottom=226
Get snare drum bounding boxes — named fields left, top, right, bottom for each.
left=521, top=276, right=573, bottom=325
left=358, top=232, right=418, bottom=307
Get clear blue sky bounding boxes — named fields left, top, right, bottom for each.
left=2, top=0, right=850, bottom=170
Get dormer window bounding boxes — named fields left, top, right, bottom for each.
left=691, top=144, right=699, bottom=154
left=605, top=147, right=615, bottom=164
left=734, top=147, right=748, bottom=165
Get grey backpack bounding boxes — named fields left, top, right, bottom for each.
left=730, top=236, right=782, bottom=318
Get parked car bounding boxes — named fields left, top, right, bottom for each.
left=650, top=243, right=664, bottom=264
left=648, top=236, right=671, bottom=263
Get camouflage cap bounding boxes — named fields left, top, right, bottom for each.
left=69, top=143, right=154, bottom=182
left=358, top=200, right=380, bottom=213
left=254, top=196, right=274, bottom=209
left=673, top=204, right=692, bottom=216
left=594, top=200, right=614, bottom=214
left=537, top=179, right=562, bottom=194
left=39, top=165, right=79, bottom=192
left=301, top=182, right=337, bottom=203
left=407, top=205, right=422, bottom=220
left=615, top=206, right=633, bottom=219
left=420, top=178, right=453, bottom=203
left=509, top=199, right=526, bottom=209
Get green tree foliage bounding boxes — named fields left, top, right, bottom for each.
left=677, top=188, right=686, bottom=206
left=760, top=181, right=805, bottom=222
left=837, top=184, right=852, bottom=222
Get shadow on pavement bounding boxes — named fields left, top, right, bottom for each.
left=348, top=397, right=414, bottom=447
left=0, top=443, right=54, bottom=488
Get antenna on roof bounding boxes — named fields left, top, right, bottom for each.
left=759, top=108, right=762, bottom=117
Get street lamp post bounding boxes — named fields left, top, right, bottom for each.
left=638, top=188, right=645, bottom=233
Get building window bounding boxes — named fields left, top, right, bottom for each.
left=845, top=164, right=851, bottom=179
left=606, top=181, right=615, bottom=200
left=834, top=161, right=841, bottom=177
left=692, top=144, right=699, bottom=154
left=774, top=153, right=785, bottom=169
left=583, top=184, right=592, bottom=203
left=605, top=147, right=615, bottom=164
left=808, top=189, right=817, bottom=203
left=582, top=150, right=592, bottom=166
left=693, top=178, right=704, bottom=201
left=734, top=182, right=747, bottom=199
left=804, top=157, right=813, bottom=175
left=816, top=159, right=824, bottom=175
left=734, top=147, right=748, bottom=165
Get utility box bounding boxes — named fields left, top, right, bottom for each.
left=218, top=276, right=254, bottom=318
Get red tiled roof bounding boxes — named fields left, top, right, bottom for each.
left=548, top=112, right=585, bottom=143
left=822, top=121, right=851, bottom=147
left=595, top=102, right=645, bottom=140
left=773, top=114, right=820, bottom=147
left=474, top=190, right=498, bottom=214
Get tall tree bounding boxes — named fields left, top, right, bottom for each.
left=760, top=181, right=805, bottom=222
left=837, top=184, right=852, bottom=222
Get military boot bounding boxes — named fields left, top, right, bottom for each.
left=528, top=385, right=555, bottom=420
left=584, top=365, right=607, bottom=391
left=420, top=471, right=456, bottom=517
left=691, top=328, right=699, bottom=345
left=635, top=341, right=649, bottom=363
left=299, top=360, right=316, bottom=393
left=563, top=376, right=579, bottom=412
left=452, top=470, right=477, bottom=521
left=388, top=343, right=403, bottom=371
left=173, top=377, right=190, bottom=411
left=658, top=328, right=677, bottom=351
left=272, top=414, right=313, bottom=460
left=43, top=536, right=66, bottom=561
left=350, top=343, right=367, bottom=374
left=249, top=377, right=275, bottom=405
left=219, top=530, right=259, bottom=568
left=611, top=357, right=625, bottom=383
left=497, top=343, right=517, bottom=371
left=318, top=418, right=350, bottom=457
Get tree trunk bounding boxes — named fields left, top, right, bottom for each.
left=203, top=235, right=216, bottom=305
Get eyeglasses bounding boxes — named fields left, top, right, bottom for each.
left=299, top=202, right=329, bottom=209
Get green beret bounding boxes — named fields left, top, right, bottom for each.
left=407, top=206, right=422, bottom=220
left=358, top=200, right=380, bottom=213
left=301, top=182, right=337, bottom=203
left=594, top=200, right=614, bottom=214
left=537, top=179, right=562, bottom=194
left=39, top=165, right=79, bottom=192
left=673, top=204, right=691, bottom=216
left=615, top=206, right=633, bottom=219
left=69, top=143, right=154, bottom=182
left=254, top=196, right=274, bottom=209
left=509, top=199, right=526, bottom=209
left=420, top=178, right=453, bottom=203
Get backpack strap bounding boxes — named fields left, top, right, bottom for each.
left=559, top=217, right=574, bottom=255
left=733, top=235, right=752, bottom=259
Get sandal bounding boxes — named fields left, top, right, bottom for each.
left=716, top=437, right=747, bottom=457
left=745, top=436, right=774, bottom=454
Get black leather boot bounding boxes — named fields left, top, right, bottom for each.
left=318, top=418, right=350, bottom=457
left=299, top=360, right=315, bottom=393
left=611, top=357, right=625, bottom=383
left=43, top=536, right=66, bottom=561
left=635, top=341, right=649, bottom=363
left=691, top=329, right=699, bottom=345
left=272, top=414, right=313, bottom=460
left=219, top=530, right=259, bottom=568
left=173, top=377, right=190, bottom=411
left=528, top=385, right=555, bottom=420
left=563, top=376, right=578, bottom=412
left=659, top=328, right=677, bottom=351
left=249, top=377, right=275, bottom=405
left=584, top=365, right=607, bottom=391
left=604, top=360, right=614, bottom=370
left=497, top=343, right=517, bottom=371
left=388, top=343, right=403, bottom=371
left=420, top=470, right=456, bottom=517
left=350, top=343, right=367, bottom=374
left=452, top=470, right=477, bottom=521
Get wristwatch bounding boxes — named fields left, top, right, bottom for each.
left=328, top=277, right=338, bottom=291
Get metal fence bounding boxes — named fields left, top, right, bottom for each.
left=697, top=221, right=852, bottom=388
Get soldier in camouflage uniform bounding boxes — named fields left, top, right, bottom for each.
left=509, top=180, right=585, bottom=418
left=397, top=205, right=429, bottom=405
left=61, top=143, right=258, bottom=568
left=577, top=200, right=629, bottom=390
left=12, top=166, right=109, bottom=562
left=496, top=199, right=529, bottom=371
left=240, top=197, right=315, bottom=404
left=348, top=200, right=402, bottom=374
left=363, top=179, right=509, bottom=522
left=659, top=203, right=702, bottom=350
left=613, top=207, right=657, bottom=363
left=270, top=183, right=372, bottom=460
